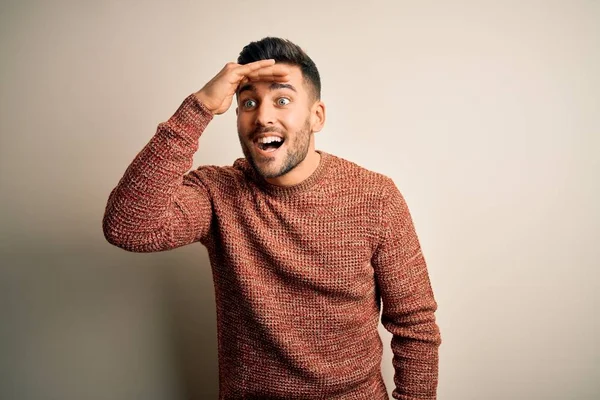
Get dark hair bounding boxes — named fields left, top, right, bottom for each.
left=237, top=37, right=321, bottom=101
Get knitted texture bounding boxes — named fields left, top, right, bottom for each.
left=103, top=94, right=441, bottom=400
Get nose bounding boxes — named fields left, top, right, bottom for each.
left=254, top=101, right=276, bottom=127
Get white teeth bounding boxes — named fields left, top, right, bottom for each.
left=258, top=136, right=283, bottom=144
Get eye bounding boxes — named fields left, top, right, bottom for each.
left=277, top=97, right=291, bottom=106
left=242, top=99, right=256, bottom=109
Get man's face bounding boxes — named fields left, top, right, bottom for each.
left=236, top=65, right=315, bottom=180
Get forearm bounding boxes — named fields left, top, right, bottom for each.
left=372, top=178, right=442, bottom=399
left=102, top=94, right=214, bottom=252
left=386, top=296, right=441, bottom=400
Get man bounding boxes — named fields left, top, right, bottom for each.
left=103, top=37, right=441, bottom=400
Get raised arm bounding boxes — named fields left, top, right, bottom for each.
left=102, top=59, right=291, bottom=252
left=102, top=94, right=215, bottom=252
left=371, top=178, right=442, bottom=400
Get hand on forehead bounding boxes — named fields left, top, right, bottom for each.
left=237, top=60, right=292, bottom=88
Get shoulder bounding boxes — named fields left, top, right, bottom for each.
left=183, top=159, right=249, bottom=191
left=326, top=151, right=398, bottom=197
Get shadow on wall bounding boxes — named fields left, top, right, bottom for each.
left=0, top=242, right=219, bottom=400
left=155, top=249, right=220, bottom=400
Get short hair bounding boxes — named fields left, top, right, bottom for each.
left=237, top=37, right=321, bottom=101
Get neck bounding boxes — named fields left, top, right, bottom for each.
left=265, top=149, right=321, bottom=187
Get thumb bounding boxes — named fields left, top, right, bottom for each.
left=215, top=96, right=234, bottom=115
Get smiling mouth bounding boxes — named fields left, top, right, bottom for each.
left=254, top=138, right=285, bottom=154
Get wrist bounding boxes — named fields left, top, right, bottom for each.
left=193, top=91, right=215, bottom=113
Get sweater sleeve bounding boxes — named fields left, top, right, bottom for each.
left=102, top=93, right=215, bottom=252
left=371, top=178, right=442, bottom=400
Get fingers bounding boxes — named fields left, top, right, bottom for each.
left=234, top=61, right=291, bottom=82
left=235, top=59, right=275, bottom=76
left=239, top=76, right=250, bottom=88
left=245, top=64, right=291, bottom=82
left=236, top=65, right=291, bottom=93
left=230, top=60, right=292, bottom=95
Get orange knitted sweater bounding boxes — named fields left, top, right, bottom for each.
left=102, top=94, right=441, bottom=400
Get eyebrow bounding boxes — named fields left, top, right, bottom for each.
left=238, top=82, right=297, bottom=95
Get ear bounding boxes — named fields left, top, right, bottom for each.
left=235, top=107, right=239, bottom=117
left=311, top=101, right=326, bottom=133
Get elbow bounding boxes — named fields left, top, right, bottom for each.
left=102, top=212, right=149, bottom=253
left=102, top=212, right=173, bottom=253
left=103, top=225, right=131, bottom=252
left=102, top=214, right=135, bottom=252
left=102, top=226, right=158, bottom=253
left=102, top=189, right=133, bottom=250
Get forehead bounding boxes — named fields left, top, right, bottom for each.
left=277, top=64, right=303, bottom=84
left=238, top=64, right=306, bottom=96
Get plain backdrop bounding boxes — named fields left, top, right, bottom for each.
left=1, top=0, right=598, bottom=399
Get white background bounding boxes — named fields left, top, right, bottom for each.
left=1, top=0, right=598, bottom=399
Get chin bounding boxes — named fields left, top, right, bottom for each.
left=254, top=161, right=286, bottom=179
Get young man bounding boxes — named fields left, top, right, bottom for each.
left=103, top=37, right=441, bottom=400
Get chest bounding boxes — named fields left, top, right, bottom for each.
left=214, top=192, right=381, bottom=297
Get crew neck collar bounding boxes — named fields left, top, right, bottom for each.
left=244, top=150, right=331, bottom=196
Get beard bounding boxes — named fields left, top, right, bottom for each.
left=238, top=117, right=312, bottom=180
